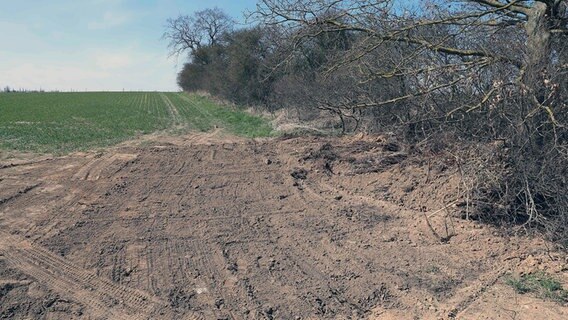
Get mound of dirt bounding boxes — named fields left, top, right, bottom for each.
left=0, top=132, right=567, bottom=319
left=298, top=135, right=462, bottom=215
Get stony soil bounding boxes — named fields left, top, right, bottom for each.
left=1, top=131, right=567, bottom=319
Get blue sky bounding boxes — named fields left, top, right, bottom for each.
left=0, top=0, right=257, bottom=91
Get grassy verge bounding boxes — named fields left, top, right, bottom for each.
left=166, top=93, right=273, bottom=138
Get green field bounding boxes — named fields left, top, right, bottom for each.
left=0, top=92, right=272, bottom=154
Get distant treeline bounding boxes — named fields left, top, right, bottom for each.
left=2, top=86, right=78, bottom=93
left=2, top=86, right=47, bottom=93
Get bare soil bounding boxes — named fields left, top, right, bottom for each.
left=1, top=131, right=567, bottom=319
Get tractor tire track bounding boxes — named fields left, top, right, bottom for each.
left=0, top=230, right=177, bottom=319
left=159, top=93, right=182, bottom=126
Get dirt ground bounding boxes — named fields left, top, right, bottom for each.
left=1, top=131, right=567, bottom=319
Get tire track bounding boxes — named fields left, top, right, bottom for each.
left=109, top=168, right=281, bottom=180
left=0, top=183, right=41, bottom=207
left=0, top=157, right=53, bottom=170
left=176, top=93, right=215, bottom=121
left=72, top=153, right=138, bottom=181
left=159, top=93, right=182, bottom=126
left=0, top=230, right=181, bottom=319
left=192, top=241, right=241, bottom=320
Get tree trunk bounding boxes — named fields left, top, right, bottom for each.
left=524, top=2, right=551, bottom=103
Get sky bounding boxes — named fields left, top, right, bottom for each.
left=0, top=0, right=258, bottom=92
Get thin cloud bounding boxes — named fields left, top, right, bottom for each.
left=95, top=52, right=133, bottom=70
left=88, top=11, right=131, bottom=30
left=1, top=62, right=110, bottom=91
left=0, top=49, right=178, bottom=91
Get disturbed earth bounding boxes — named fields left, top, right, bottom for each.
left=1, top=132, right=567, bottom=319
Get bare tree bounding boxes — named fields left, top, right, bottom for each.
left=164, top=7, right=235, bottom=57
left=255, top=0, right=566, bottom=116
left=196, top=8, right=235, bottom=45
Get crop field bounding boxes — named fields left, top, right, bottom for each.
left=0, top=92, right=272, bottom=154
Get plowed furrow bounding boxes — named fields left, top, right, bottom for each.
left=24, top=244, right=160, bottom=309
left=3, top=247, right=120, bottom=319
left=1, top=231, right=167, bottom=319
